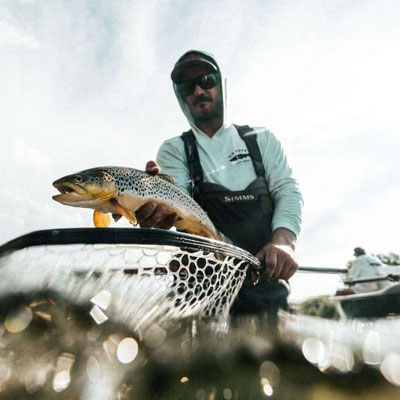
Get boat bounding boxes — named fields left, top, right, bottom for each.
left=332, top=279, right=400, bottom=319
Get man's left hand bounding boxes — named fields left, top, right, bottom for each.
left=256, top=228, right=298, bottom=281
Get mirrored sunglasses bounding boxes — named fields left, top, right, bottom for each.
left=177, top=72, right=219, bottom=97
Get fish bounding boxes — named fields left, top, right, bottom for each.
left=52, top=166, right=220, bottom=240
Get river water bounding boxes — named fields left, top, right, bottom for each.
left=0, top=241, right=400, bottom=399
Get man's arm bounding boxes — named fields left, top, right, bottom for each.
left=259, top=130, right=303, bottom=238
left=257, top=130, right=303, bottom=280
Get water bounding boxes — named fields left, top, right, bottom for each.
left=0, top=243, right=400, bottom=399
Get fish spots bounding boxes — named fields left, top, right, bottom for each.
left=54, top=166, right=218, bottom=238
left=106, top=167, right=211, bottom=229
left=101, top=172, right=113, bottom=182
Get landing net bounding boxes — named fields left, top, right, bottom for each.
left=0, top=228, right=259, bottom=333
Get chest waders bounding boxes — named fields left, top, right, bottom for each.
left=181, top=125, right=289, bottom=316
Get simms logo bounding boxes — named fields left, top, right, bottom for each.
left=224, top=194, right=256, bottom=203
left=228, top=149, right=250, bottom=164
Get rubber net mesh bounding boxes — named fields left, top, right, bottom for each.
left=0, top=241, right=250, bottom=333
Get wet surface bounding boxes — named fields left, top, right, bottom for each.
left=0, top=291, right=399, bottom=399
left=1, top=241, right=400, bottom=398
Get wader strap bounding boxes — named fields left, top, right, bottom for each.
left=181, top=130, right=203, bottom=198
left=181, top=125, right=268, bottom=196
left=234, top=125, right=266, bottom=179
left=234, top=125, right=272, bottom=215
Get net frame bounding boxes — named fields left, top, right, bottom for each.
left=0, top=228, right=260, bottom=329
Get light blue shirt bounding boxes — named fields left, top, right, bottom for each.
left=156, top=124, right=303, bottom=237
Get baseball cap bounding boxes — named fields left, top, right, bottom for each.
left=171, top=51, right=218, bottom=84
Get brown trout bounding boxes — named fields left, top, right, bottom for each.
left=52, top=166, right=219, bottom=239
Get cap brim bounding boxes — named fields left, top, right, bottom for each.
left=171, top=59, right=218, bottom=84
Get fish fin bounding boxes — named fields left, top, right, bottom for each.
left=158, top=174, right=175, bottom=184
left=110, top=198, right=137, bottom=225
left=112, top=213, right=122, bottom=222
left=93, top=210, right=111, bottom=228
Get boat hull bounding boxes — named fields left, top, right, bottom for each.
left=333, top=284, right=400, bottom=318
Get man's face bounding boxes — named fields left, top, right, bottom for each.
left=180, top=66, right=223, bottom=123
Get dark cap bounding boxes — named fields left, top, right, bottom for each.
left=171, top=51, right=218, bottom=84
left=353, top=247, right=366, bottom=256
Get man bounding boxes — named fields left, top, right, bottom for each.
left=137, top=50, right=303, bottom=315
left=347, top=247, right=387, bottom=293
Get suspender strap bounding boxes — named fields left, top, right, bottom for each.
left=234, top=125, right=266, bottom=178
left=181, top=125, right=267, bottom=196
left=181, top=130, right=204, bottom=198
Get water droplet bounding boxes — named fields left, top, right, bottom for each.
left=302, top=337, right=329, bottom=366
left=144, top=325, right=167, bottom=348
left=86, top=356, right=102, bottom=382
left=52, top=370, right=71, bottom=392
left=90, top=290, right=112, bottom=310
left=5, top=307, right=33, bottom=333
left=223, top=387, right=232, bottom=399
left=381, top=353, right=400, bottom=385
left=262, top=380, right=273, bottom=396
left=90, top=305, right=108, bottom=325
left=117, top=338, right=138, bottom=364
left=363, top=330, right=382, bottom=365
left=259, top=361, right=280, bottom=387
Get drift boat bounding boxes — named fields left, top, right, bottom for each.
left=332, top=281, right=400, bottom=319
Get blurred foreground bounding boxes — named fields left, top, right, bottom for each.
left=1, top=232, right=400, bottom=398
left=0, top=290, right=400, bottom=399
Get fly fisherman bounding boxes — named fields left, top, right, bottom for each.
left=137, top=50, right=303, bottom=316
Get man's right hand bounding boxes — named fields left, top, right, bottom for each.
left=135, top=161, right=178, bottom=230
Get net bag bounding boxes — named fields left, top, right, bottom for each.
left=0, top=228, right=259, bottom=333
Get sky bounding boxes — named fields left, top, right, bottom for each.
left=1, top=0, right=400, bottom=301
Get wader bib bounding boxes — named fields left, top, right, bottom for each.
left=181, top=125, right=289, bottom=315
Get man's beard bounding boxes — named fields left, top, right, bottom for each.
left=190, top=96, right=223, bottom=123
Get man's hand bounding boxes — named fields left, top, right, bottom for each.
left=145, top=160, right=161, bottom=175
left=256, top=228, right=298, bottom=281
left=135, top=161, right=178, bottom=229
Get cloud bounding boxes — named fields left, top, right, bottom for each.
left=0, top=21, right=40, bottom=49
left=0, top=0, right=399, bottom=305
left=14, top=138, right=52, bottom=169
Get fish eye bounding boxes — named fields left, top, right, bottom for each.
left=74, top=175, right=83, bottom=183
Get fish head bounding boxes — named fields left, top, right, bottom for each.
left=52, top=168, right=118, bottom=208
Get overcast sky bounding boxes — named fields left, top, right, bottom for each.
left=1, top=0, right=400, bottom=300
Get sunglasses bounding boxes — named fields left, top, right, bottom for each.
left=177, top=72, right=219, bottom=96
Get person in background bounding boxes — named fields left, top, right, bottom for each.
left=137, top=50, right=303, bottom=316
left=346, top=247, right=387, bottom=293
